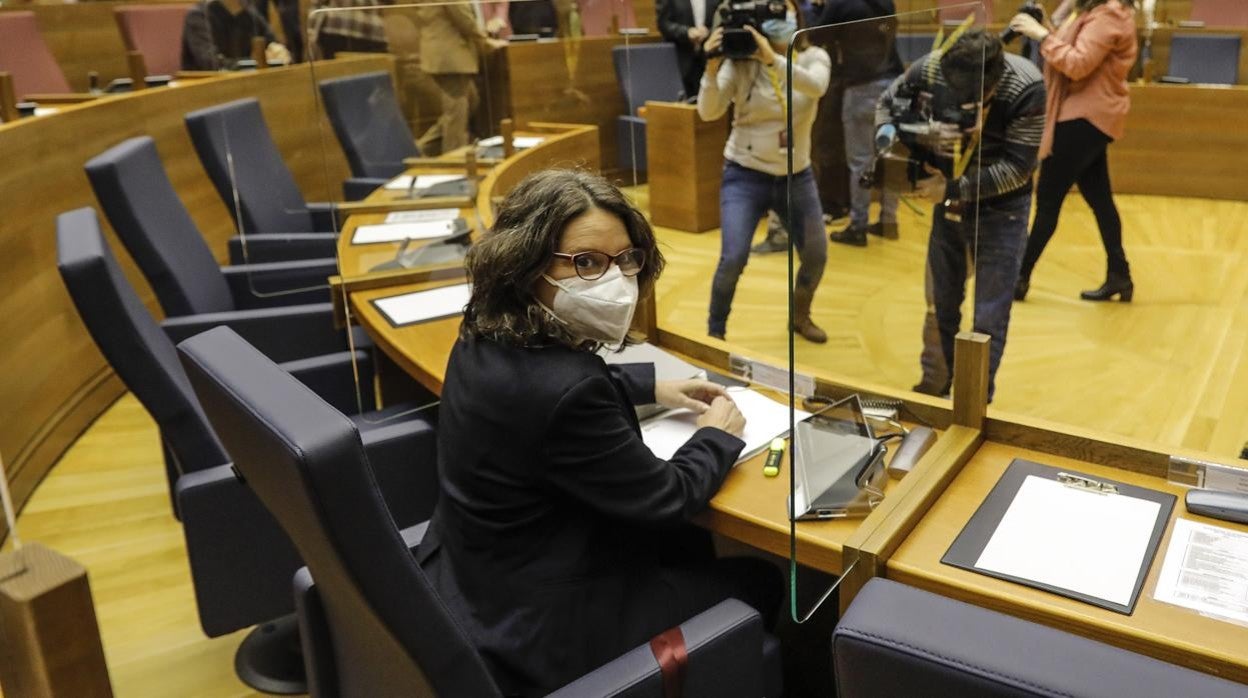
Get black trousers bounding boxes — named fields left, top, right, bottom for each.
left=1020, top=118, right=1129, bottom=279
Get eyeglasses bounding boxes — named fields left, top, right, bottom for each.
left=552, top=247, right=646, bottom=281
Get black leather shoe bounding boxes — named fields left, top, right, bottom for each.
left=1014, top=276, right=1030, bottom=302
left=1080, top=273, right=1133, bottom=302
left=867, top=221, right=899, bottom=239
left=709, top=331, right=725, bottom=340
left=911, top=379, right=951, bottom=398
left=830, top=226, right=868, bottom=247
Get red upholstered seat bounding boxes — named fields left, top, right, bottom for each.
left=577, top=0, right=638, bottom=36
left=1190, top=0, right=1248, bottom=27
left=0, top=12, right=72, bottom=98
left=114, top=4, right=193, bottom=77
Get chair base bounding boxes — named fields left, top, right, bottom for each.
left=234, top=615, right=308, bottom=695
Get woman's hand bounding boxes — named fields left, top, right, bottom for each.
left=1009, top=12, right=1050, bottom=42
left=655, top=379, right=728, bottom=414
left=704, top=26, right=725, bottom=64
left=745, top=25, right=777, bottom=67
left=696, top=395, right=746, bottom=437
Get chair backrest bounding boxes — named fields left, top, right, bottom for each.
left=56, top=208, right=230, bottom=479
left=179, top=326, right=503, bottom=698
left=114, top=4, right=193, bottom=76
left=318, top=71, right=419, bottom=180
left=85, top=136, right=235, bottom=317
left=0, top=12, right=72, bottom=97
left=612, top=43, right=686, bottom=109
left=1168, top=34, right=1241, bottom=84
left=833, top=578, right=1248, bottom=698
left=936, top=0, right=992, bottom=24
left=894, top=33, right=936, bottom=66
left=184, top=98, right=316, bottom=234
left=1190, top=0, right=1248, bottom=27
left=578, top=0, right=638, bottom=36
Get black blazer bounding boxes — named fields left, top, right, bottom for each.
left=418, top=336, right=744, bottom=696
left=656, top=0, right=723, bottom=97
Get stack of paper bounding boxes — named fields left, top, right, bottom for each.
left=372, top=283, right=472, bottom=327
left=477, top=135, right=544, bottom=150
left=383, top=174, right=468, bottom=192
left=351, top=220, right=459, bottom=245
left=641, top=388, right=809, bottom=464
left=384, top=209, right=460, bottom=224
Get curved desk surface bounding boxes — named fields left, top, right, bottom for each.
left=339, top=132, right=1248, bottom=684
left=0, top=55, right=388, bottom=522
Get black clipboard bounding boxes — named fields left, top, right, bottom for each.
left=942, top=459, right=1176, bottom=615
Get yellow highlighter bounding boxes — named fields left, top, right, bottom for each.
left=763, top=438, right=785, bottom=478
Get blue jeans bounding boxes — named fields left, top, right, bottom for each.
left=709, top=162, right=827, bottom=336
left=843, top=78, right=899, bottom=229
left=926, top=193, right=1031, bottom=400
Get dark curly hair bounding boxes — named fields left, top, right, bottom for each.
left=461, top=169, right=664, bottom=350
left=940, top=29, right=1005, bottom=101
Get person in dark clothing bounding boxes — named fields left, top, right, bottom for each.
left=657, top=0, right=721, bottom=98
left=876, top=30, right=1046, bottom=400
left=181, top=0, right=291, bottom=70
left=417, top=169, right=783, bottom=696
left=509, top=0, right=558, bottom=35
left=820, top=0, right=905, bottom=246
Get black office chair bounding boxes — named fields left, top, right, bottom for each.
left=1166, top=34, right=1241, bottom=85
left=833, top=578, right=1248, bottom=697
left=85, top=136, right=337, bottom=302
left=319, top=71, right=420, bottom=200
left=611, top=43, right=685, bottom=174
left=180, top=326, right=783, bottom=698
left=56, top=208, right=439, bottom=693
left=185, top=98, right=342, bottom=241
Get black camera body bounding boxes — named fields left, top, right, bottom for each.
left=1001, top=0, right=1044, bottom=44
left=861, top=80, right=978, bottom=190
left=712, top=0, right=787, bottom=60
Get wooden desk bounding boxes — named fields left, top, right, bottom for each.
left=645, top=102, right=727, bottom=233
left=485, top=36, right=658, bottom=171
left=889, top=439, right=1248, bottom=683
left=0, top=55, right=385, bottom=532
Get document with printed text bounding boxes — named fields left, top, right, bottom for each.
left=1154, top=518, right=1248, bottom=626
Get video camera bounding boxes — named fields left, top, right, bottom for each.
left=710, top=0, right=787, bottom=60
left=860, top=79, right=980, bottom=190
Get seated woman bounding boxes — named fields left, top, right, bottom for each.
left=417, top=169, right=783, bottom=696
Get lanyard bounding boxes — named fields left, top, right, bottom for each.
left=952, top=102, right=989, bottom=180
left=762, top=61, right=787, bottom=122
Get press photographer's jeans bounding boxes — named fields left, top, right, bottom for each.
left=709, top=162, right=827, bottom=336
left=843, top=77, right=899, bottom=230
left=926, top=193, right=1030, bottom=400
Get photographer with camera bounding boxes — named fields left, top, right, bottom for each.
left=698, top=0, right=831, bottom=342
left=876, top=29, right=1045, bottom=399
left=1008, top=0, right=1138, bottom=304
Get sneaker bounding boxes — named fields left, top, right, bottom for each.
left=750, top=231, right=789, bottom=254
left=868, top=221, right=899, bottom=239
left=829, top=225, right=868, bottom=247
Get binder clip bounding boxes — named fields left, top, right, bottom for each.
left=1057, top=472, right=1119, bottom=495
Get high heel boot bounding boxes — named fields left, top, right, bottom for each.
left=791, top=286, right=827, bottom=343
left=1080, top=271, right=1133, bottom=302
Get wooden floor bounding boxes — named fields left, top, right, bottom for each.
left=9, top=189, right=1248, bottom=697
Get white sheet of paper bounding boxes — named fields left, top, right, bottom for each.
left=478, top=135, right=544, bottom=149
left=383, top=174, right=467, bottom=191
left=601, top=342, right=704, bottom=383
left=373, top=283, right=471, bottom=327
left=975, top=476, right=1161, bottom=607
left=351, top=220, right=458, bottom=244
left=384, top=208, right=460, bottom=224
left=1154, top=518, right=1248, bottom=625
left=641, top=388, right=809, bottom=464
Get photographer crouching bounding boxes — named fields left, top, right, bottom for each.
left=698, top=0, right=831, bottom=342
left=875, top=30, right=1045, bottom=400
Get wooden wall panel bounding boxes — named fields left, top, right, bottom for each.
left=0, top=56, right=384, bottom=517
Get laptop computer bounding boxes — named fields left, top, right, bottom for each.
left=789, top=394, right=887, bottom=521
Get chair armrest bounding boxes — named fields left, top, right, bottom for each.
left=294, top=567, right=338, bottom=698
left=175, top=464, right=303, bottom=637
left=343, top=177, right=389, bottom=201
left=221, top=259, right=336, bottom=310
left=358, top=414, right=439, bottom=529
left=306, top=202, right=344, bottom=233
left=279, top=350, right=375, bottom=414
left=163, top=303, right=343, bottom=363
left=548, top=599, right=766, bottom=697
left=228, top=233, right=339, bottom=264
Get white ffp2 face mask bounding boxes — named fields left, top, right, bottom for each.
left=541, top=265, right=639, bottom=347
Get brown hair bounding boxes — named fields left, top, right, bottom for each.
left=940, top=28, right=1006, bottom=98
left=461, top=169, right=664, bottom=350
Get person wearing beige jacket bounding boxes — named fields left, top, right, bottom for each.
left=1010, top=0, right=1138, bottom=303
left=416, top=1, right=505, bottom=153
